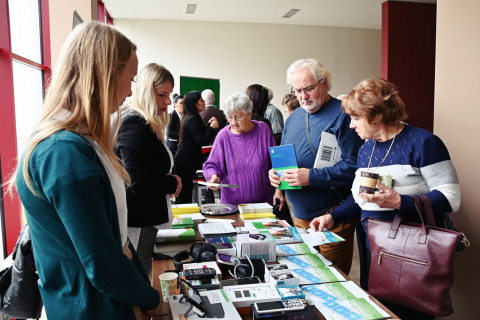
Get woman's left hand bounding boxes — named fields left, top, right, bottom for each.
left=358, top=180, right=401, bottom=209
left=172, top=174, right=182, bottom=197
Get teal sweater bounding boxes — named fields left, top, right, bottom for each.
left=16, top=131, right=159, bottom=319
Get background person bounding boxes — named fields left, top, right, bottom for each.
left=116, top=63, right=182, bottom=276
left=310, top=78, right=460, bottom=320
left=10, top=21, right=159, bottom=319
left=200, top=89, right=227, bottom=144
left=245, top=84, right=272, bottom=129
left=268, top=58, right=363, bottom=275
left=203, top=92, right=276, bottom=205
left=282, top=93, right=300, bottom=118
left=174, top=91, right=218, bottom=203
left=166, top=94, right=184, bottom=156
left=264, top=87, right=284, bottom=145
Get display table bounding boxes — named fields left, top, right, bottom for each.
left=150, top=213, right=398, bottom=320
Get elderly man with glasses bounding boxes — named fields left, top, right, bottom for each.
left=268, top=58, right=362, bottom=275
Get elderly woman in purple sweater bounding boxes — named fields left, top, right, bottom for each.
left=203, top=92, right=276, bottom=205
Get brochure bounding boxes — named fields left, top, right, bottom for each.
left=197, top=181, right=240, bottom=188
left=243, top=218, right=291, bottom=231
left=297, top=228, right=345, bottom=246
left=276, top=243, right=320, bottom=256
left=313, top=131, right=342, bottom=169
left=302, top=281, right=390, bottom=320
left=269, top=144, right=302, bottom=190
left=258, top=227, right=303, bottom=244
left=277, top=253, right=332, bottom=268
left=197, top=222, right=237, bottom=238
left=291, top=266, right=346, bottom=285
left=237, top=203, right=273, bottom=214
left=156, top=228, right=196, bottom=242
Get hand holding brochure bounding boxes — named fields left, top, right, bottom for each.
left=269, top=144, right=301, bottom=190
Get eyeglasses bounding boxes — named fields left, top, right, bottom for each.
left=291, top=78, right=323, bottom=95
left=226, top=114, right=246, bottom=122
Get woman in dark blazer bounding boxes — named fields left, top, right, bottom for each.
left=117, top=63, right=182, bottom=275
left=167, top=95, right=183, bottom=156
left=174, top=91, right=218, bottom=203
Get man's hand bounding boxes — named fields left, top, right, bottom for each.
left=358, top=180, right=401, bottom=209
left=282, top=168, right=310, bottom=187
left=208, top=174, right=221, bottom=190
left=269, top=169, right=281, bottom=188
left=273, top=189, right=285, bottom=211
left=309, top=214, right=334, bottom=232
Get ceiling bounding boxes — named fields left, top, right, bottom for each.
left=103, top=0, right=436, bottom=30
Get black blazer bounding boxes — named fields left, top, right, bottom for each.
left=174, top=113, right=216, bottom=170
left=167, top=111, right=181, bottom=153
left=116, top=111, right=178, bottom=227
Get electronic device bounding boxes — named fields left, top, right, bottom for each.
left=254, top=299, right=306, bottom=314
left=184, top=267, right=217, bottom=280
left=249, top=233, right=267, bottom=240
left=220, top=276, right=261, bottom=287
left=173, top=243, right=218, bottom=272
left=178, top=278, right=208, bottom=316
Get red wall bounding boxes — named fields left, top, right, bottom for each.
left=382, top=1, right=436, bottom=132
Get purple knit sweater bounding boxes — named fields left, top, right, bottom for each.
left=203, top=121, right=276, bottom=206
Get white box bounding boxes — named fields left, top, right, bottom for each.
left=235, top=233, right=276, bottom=262
left=264, top=264, right=290, bottom=282
left=269, top=272, right=299, bottom=286
left=221, top=282, right=281, bottom=308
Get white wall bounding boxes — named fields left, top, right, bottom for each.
left=114, top=19, right=381, bottom=111
left=436, top=0, right=480, bottom=318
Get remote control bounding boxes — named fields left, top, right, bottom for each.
left=184, top=267, right=217, bottom=280
left=254, top=298, right=306, bottom=314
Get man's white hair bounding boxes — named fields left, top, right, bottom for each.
left=201, top=89, right=216, bottom=105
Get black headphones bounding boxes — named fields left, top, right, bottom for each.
left=173, top=243, right=218, bottom=272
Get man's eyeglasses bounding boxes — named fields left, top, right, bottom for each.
left=291, top=78, right=323, bottom=95
left=226, top=114, right=245, bottom=122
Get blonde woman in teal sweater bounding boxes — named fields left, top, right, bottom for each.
left=10, top=22, right=159, bottom=319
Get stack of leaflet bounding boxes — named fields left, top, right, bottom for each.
left=156, top=228, right=196, bottom=242
left=172, top=203, right=200, bottom=216
left=238, top=203, right=276, bottom=220
left=171, top=216, right=195, bottom=229
left=197, top=222, right=237, bottom=238
left=172, top=203, right=206, bottom=221
left=244, top=219, right=302, bottom=244
left=277, top=253, right=346, bottom=285
left=276, top=243, right=320, bottom=256
left=302, top=281, right=390, bottom=320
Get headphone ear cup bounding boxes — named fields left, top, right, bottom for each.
left=173, top=250, right=190, bottom=272
left=198, top=244, right=217, bottom=262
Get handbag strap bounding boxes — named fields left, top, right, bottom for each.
left=419, top=194, right=436, bottom=226
left=305, top=112, right=317, bottom=156
left=412, top=195, right=428, bottom=244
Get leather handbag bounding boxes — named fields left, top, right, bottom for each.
left=367, top=195, right=461, bottom=316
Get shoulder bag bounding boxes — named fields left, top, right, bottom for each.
left=0, top=225, right=42, bottom=319
left=367, top=195, right=461, bottom=316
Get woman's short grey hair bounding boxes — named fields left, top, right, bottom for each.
left=286, top=58, right=332, bottom=92
left=223, top=92, right=253, bottom=116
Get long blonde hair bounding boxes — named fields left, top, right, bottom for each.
left=10, top=21, right=136, bottom=195
left=124, top=63, right=174, bottom=141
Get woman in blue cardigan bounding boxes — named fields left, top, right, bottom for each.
left=10, top=22, right=159, bottom=319
left=116, top=63, right=182, bottom=276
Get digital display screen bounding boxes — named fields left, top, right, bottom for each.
left=256, top=301, right=285, bottom=311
